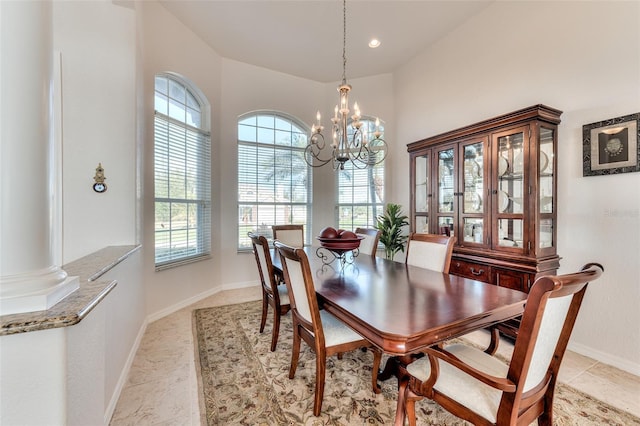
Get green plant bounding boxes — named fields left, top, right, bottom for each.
left=375, top=203, right=409, bottom=260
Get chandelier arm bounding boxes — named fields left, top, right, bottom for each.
left=304, top=133, right=334, bottom=168
left=367, top=139, right=388, bottom=165
left=352, top=135, right=388, bottom=167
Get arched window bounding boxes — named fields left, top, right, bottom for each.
left=336, top=117, right=385, bottom=231
left=237, top=111, right=312, bottom=250
left=154, top=73, right=211, bottom=269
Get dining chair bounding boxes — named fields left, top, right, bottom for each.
left=394, top=262, right=604, bottom=426
left=274, top=241, right=380, bottom=416
left=355, top=227, right=381, bottom=257
left=405, top=233, right=455, bottom=273
left=272, top=224, right=304, bottom=247
left=248, top=232, right=290, bottom=352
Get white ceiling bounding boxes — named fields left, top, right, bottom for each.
left=158, top=0, right=493, bottom=83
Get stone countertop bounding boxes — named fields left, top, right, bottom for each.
left=0, top=245, right=141, bottom=336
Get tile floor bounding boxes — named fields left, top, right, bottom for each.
left=109, top=286, right=640, bottom=425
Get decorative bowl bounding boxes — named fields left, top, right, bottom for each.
left=316, top=236, right=364, bottom=252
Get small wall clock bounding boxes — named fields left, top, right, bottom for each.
left=93, top=163, right=107, bottom=193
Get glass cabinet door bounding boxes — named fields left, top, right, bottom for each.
left=539, top=127, right=555, bottom=251
left=414, top=153, right=430, bottom=232
left=461, top=139, right=486, bottom=244
left=436, top=147, right=455, bottom=235
left=494, top=127, right=528, bottom=251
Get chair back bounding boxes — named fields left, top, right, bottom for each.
left=272, top=224, right=305, bottom=247
left=274, top=241, right=323, bottom=342
left=248, top=232, right=279, bottom=297
left=405, top=233, right=455, bottom=273
left=498, top=263, right=604, bottom=422
left=355, top=227, right=381, bottom=257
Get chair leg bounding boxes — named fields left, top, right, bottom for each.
left=405, top=388, right=419, bottom=426
left=484, top=326, right=500, bottom=355
left=289, top=324, right=301, bottom=379
left=259, top=293, right=268, bottom=333
left=538, top=389, right=554, bottom=426
left=313, top=348, right=327, bottom=416
left=394, top=377, right=409, bottom=426
left=270, top=307, right=281, bottom=351
left=538, top=414, right=551, bottom=426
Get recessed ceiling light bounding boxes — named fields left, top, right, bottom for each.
left=368, top=38, right=381, bottom=48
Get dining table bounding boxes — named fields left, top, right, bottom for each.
left=271, top=245, right=528, bottom=392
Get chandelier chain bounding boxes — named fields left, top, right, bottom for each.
left=342, top=0, right=347, bottom=85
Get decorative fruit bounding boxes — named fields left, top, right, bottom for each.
left=319, top=226, right=339, bottom=239
left=338, top=230, right=357, bottom=239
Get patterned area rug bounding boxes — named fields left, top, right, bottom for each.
left=193, top=301, right=639, bottom=425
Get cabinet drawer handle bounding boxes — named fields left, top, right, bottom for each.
left=470, top=267, right=484, bottom=276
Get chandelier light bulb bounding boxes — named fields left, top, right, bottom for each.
left=374, top=117, right=382, bottom=138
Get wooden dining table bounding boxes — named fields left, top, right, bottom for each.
left=271, top=246, right=528, bottom=390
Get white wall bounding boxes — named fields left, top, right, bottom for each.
left=66, top=301, right=107, bottom=426
left=0, top=328, right=67, bottom=425
left=53, top=1, right=138, bottom=263
left=139, top=1, right=224, bottom=315
left=100, top=249, right=145, bottom=422
left=391, top=1, right=640, bottom=373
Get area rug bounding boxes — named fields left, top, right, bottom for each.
left=193, top=301, right=639, bottom=425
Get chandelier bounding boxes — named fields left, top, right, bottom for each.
left=304, top=0, right=388, bottom=171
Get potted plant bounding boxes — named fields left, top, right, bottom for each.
left=375, top=203, right=409, bottom=261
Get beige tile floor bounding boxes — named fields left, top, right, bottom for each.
left=109, top=286, right=640, bottom=425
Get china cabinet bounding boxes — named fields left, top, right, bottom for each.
left=408, top=105, right=562, bottom=338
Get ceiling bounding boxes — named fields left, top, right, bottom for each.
left=158, top=1, right=493, bottom=83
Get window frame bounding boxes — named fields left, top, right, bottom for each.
left=154, top=73, right=212, bottom=270
left=237, top=111, right=312, bottom=251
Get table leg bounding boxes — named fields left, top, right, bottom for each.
left=378, top=354, right=425, bottom=383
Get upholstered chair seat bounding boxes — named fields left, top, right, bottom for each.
left=406, top=344, right=508, bottom=423
left=395, top=263, right=604, bottom=426
left=316, top=310, right=366, bottom=346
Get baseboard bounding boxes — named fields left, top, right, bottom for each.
left=568, top=341, right=640, bottom=377
left=104, top=316, right=149, bottom=425
left=146, top=280, right=260, bottom=323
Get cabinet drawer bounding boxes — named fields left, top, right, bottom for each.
left=494, top=268, right=528, bottom=292
left=450, top=259, right=492, bottom=283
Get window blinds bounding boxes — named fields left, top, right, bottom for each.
left=154, top=113, right=211, bottom=268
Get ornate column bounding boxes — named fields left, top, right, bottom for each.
left=0, top=0, right=78, bottom=315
